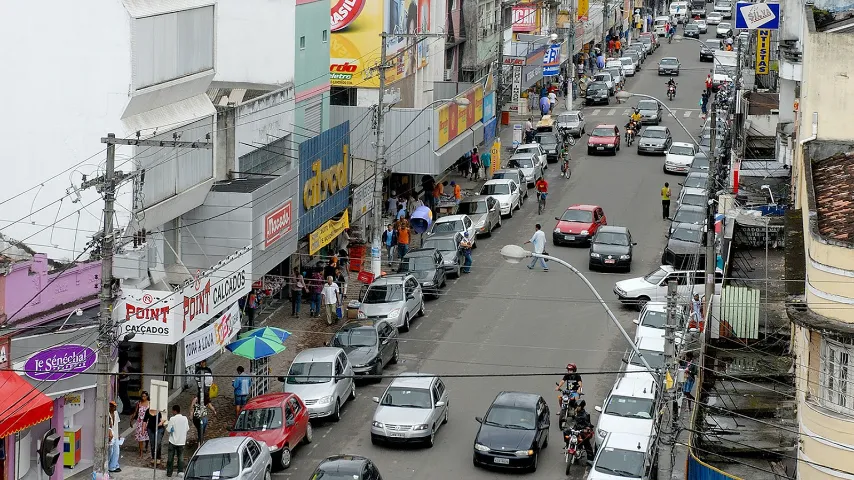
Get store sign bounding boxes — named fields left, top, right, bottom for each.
left=299, top=122, right=351, bottom=237
left=512, top=6, right=537, bottom=32
left=755, top=29, right=770, bottom=75
left=24, top=344, right=97, bottom=381
left=436, top=84, right=484, bottom=148
left=351, top=179, right=374, bottom=220
left=483, top=92, right=496, bottom=122
left=183, top=302, right=242, bottom=366
left=115, top=246, right=253, bottom=345
left=303, top=147, right=349, bottom=211
left=310, top=210, right=350, bottom=255
left=578, top=0, right=589, bottom=20
left=264, top=199, right=293, bottom=248
left=735, top=2, right=779, bottom=29
left=543, top=44, right=560, bottom=77
left=511, top=66, right=522, bottom=103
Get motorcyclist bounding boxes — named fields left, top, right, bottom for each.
left=571, top=400, right=595, bottom=458
left=630, top=109, right=642, bottom=124
left=556, top=363, right=583, bottom=405
left=667, top=78, right=678, bottom=98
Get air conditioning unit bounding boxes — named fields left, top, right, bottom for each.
left=444, top=69, right=453, bottom=81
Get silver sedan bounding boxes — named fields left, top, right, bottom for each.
left=371, top=374, right=449, bottom=447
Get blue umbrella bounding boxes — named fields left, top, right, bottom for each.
left=239, top=326, right=292, bottom=343
left=226, top=336, right=286, bottom=360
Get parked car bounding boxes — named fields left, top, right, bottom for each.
left=282, top=347, right=355, bottom=421
left=480, top=179, right=523, bottom=217
left=586, top=81, right=611, bottom=105
left=587, top=124, right=621, bottom=155
left=426, top=214, right=477, bottom=245
left=716, top=22, right=732, bottom=37
left=715, top=1, right=732, bottom=18
left=371, top=374, right=449, bottom=446
left=632, top=302, right=693, bottom=343
left=664, top=142, right=697, bottom=174
left=605, top=67, right=625, bottom=90
left=696, top=19, right=708, bottom=32
left=635, top=100, right=663, bottom=125
left=684, top=22, right=700, bottom=38
left=657, top=57, right=681, bottom=76
left=228, top=393, right=311, bottom=469
left=587, top=433, right=655, bottom=480
left=330, top=319, right=399, bottom=377
left=613, top=265, right=724, bottom=309
left=592, top=375, right=657, bottom=450
left=669, top=204, right=706, bottom=234
left=589, top=226, right=635, bottom=272
left=507, top=153, right=541, bottom=187
left=637, top=126, right=672, bottom=155
left=625, top=44, right=646, bottom=62
left=662, top=223, right=705, bottom=268
left=422, top=232, right=465, bottom=278
left=700, top=39, right=718, bottom=61
left=185, top=437, right=272, bottom=480
left=688, top=151, right=711, bottom=174
left=514, top=143, right=547, bottom=167
left=556, top=111, right=587, bottom=137
left=399, top=248, right=446, bottom=296
left=491, top=168, right=529, bottom=200
left=473, top=392, right=550, bottom=471
left=534, top=131, right=561, bottom=163
left=681, top=171, right=709, bottom=189
left=554, top=204, right=607, bottom=246
left=622, top=336, right=667, bottom=383
left=456, top=195, right=502, bottom=237
left=639, top=32, right=658, bottom=51
left=357, top=274, right=425, bottom=332
left=593, top=72, right=616, bottom=95
left=309, top=455, right=384, bottom=480
left=678, top=187, right=708, bottom=209
left=619, top=57, right=636, bottom=76
left=625, top=51, right=641, bottom=71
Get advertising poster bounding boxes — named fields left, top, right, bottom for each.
left=330, top=0, right=384, bottom=87
left=512, top=6, right=537, bottom=32
left=755, top=29, right=770, bottom=75
left=385, top=0, right=431, bottom=84
left=578, top=0, right=589, bottom=21
left=436, top=84, right=485, bottom=148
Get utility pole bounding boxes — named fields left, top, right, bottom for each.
left=497, top=4, right=507, bottom=113
left=370, top=33, right=388, bottom=278
left=703, top=106, right=717, bottom=345
left=657, top=279, right=679, bottom=480
left=603, top=0, right=609, bottom=48
left=566, top=0, right=575, bottom=111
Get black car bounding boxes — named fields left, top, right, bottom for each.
left=473, top=392, right=550, bottom=472
left=399, top=248, right=446, bottom=297
left=589, top=226, right=636, bottom=272
left=684, top=23, right=700, bottom=38
left=310, top=455, right=384, bottom=480
left=330, top=320, right=399, bottom=378
left=669, top=204, right=706, bottom=234
left=421, top=232, right=465, bottom=278
left=534, top=132, right=561, bottom=163
left=690, top=151, right=710, bottom=171
left=658, top=57, right=681, bottom=75
left=662, top=223, right=706, bottom=268
left=700, top=39, right=718, bottom=61
left=586, top=81, right=610, bottom=105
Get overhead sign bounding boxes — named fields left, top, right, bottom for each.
left=543, top=44, right=561, bottom=76
left=755, top=29, right=771, bottom=75
left=436, top=84, right=484, bottom=148
left=24, top=345, right=97, bottom=381
left=310, top=210, right=350, bottom=255
left=351, top=179, right=374, bottom=220
left=264, top=199, right=293, bottom=249
left=512, top=6, right=537, bottom=32
left=578, top=0, right=589, bottom=20
left=735, top=2, right=780, bottom=29
left=483, top=92, right=496, bottom=122
left=12, top=326, right=99, bottom=396
left=115, top=246, right=253, bottom=344
left=183, top=302, right=241, bottom=366
left=511, top=66, right=522, bottom=104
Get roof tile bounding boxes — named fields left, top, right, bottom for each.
left=812, top=151, right=854, bottom=243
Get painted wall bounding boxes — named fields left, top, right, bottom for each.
left=1, top=255, right=100, bottom=326
left=235, top=89, right=297, bottom=163
left=294, top=0, right=332, bottom=140
left=799, top=32, right=854, bottom=143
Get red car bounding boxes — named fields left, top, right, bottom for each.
left=553, top=204, right=608, bottom=246
left=228, top=393, right=311, bottom=469
left=587, top=124, right=621, bottom=155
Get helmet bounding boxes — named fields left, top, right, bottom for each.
left=566, top=363, right=577, bottom=372
left=577, top=400, right=586, bottom=409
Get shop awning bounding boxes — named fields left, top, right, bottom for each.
left=0, top=370, right=53, bottom=438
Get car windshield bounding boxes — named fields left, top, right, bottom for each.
left=333, top=327, right=378, bottom=347
left=400, top=255, right=435, bottom=272
left=481, top=183, right=510, bottom=195
left=637, top=100, right=658, bottom=110
left=660, top=58, right=678, bottom=65
left=604, top=395, right=655, bottom=419
left=232, top=407, right=283, bottom=431
left=287, top=362, right=332, bottom=384
left=692, top=157, right=710, bottom=169
left=630, top=349, right=666, bottom=369
left=594, top=74, right=611, bottom=82
left=686, top=24, right=698, bottom=30
left=643, top=268, right=668, bottom=285
left=591, top=127, right=615, bottom=137
left=684, top=175, right=707, bottom=188
left=670, top=145, right=694, bottom=156
left=718, top=66, right=737, bottom=76
left=589, top=83, right=608, bottom=92
left=594, top=448, right=647, bottom=478
left=363, top=284, right=404, bottom=303
left=642, top=130, right=667, bottom=139
left=516, top=145, right=538, bottom=154
left=536, top=134, right=558, bottom=144
left=380, top=386, right=433, bottom=408
left=509, top=157, right=534, bottom=169
left=422, top=238, right=456, bottom=252
left=704, top=41, right=718, bottom=50
left=640, top=37, right=651, bottom=44
left=431, top=220, right=463, bottom=234
left=607, top=68, right=621, bottom=78
left=671, top=228, right=702, bottom=243
left=559, top=113, right=579, bottom=123
left=186, top=453, right=240, bottom=480
left=457, top=200, right=488, bottom=214
left=681, top=194, right=706, bottom=206
left=484, top=405, right=537, bottom=430
left=719, top=23, right=731, bottom=28
left=561, top=209, right=594, bottom=222
left=620, top=58, right=633, bottom=65
left=674, top=209, right=704, bottom=224
left=595, top=232, right=629, bottom=246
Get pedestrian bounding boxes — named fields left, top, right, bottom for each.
left=705, top=74, right=713, bottom=95
left=700, top=91, right=709, bottom=118
left=163, top=404, right=190, bottom=478
left=396, top=203, right=407, bottom=222
left=387, top=191, right=398, bottom=215
left=471, top=147, right=481, bottom=180
left=539, top=94, right=550, bottom=116
left=382, top=224, right=397, bottom=263
left=190, top=389, right=216, bottom=445
left=524, top=224, right=549, bottom=271
left=528, top=91, right=538, bottom=114
left=460, top=232, right=474, bottom=273
left=245, top=288, right=259, bottom=326
left=143, top=406, right=164, bottom=466
left=690, top=293, right=704, bottom=330
left=548, top=90, right=557, bottom=113
left=130, top=391, right=150, bottom=458
left=615, top=38, right=622, bottom=56
left=335, top=266, right=348, bottom=299
left=661, top=182, right=672, bottom=219
left=451, top=181, right=461, bottom=202
left=290, top=268, right=305, bottom=316
left=108, top=400, right=121, bottom=473
left=309, top=270, right=324, bottom=316
left=682, top=352, right=698, bottom=401
left=461, top=151, right=471, bottom=178
left=195, top=360, right=213, bottom=399
left=321, top=276, right=340, bottom=325
left=608, top=38, right=615, bottom=56
left=397, top=220, right=411, bottom=261
left=481, top=148, right=492, bottom=180
left=118, top=353, right=133, bottom=414
left=233, top=366, right=252, bottom=415
left=525, top=117, right=534, bottom=143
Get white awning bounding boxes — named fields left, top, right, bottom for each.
left=121, top=93, right=216, bottom=135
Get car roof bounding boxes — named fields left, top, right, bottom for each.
left=603, top=432, right=653, bottom=452
left=337, top=319, right=383, bottom=331
left=593, top=124, right=616, bottom=129
left=404, top=247, right=438, bottom=258
left=567, top=204, right=600, bottom=211
left=460, top=195, right=493, bottom=203
left=484, top=178, right=514, bottom=185
left=637, top=335, right=666, bottom=350
left=672, top=222, right=704, bottom=232
left=509, top=153, right=536, bottom=160
left=563, top=110, right=583, bottom=115
left=686, top=171, right=709, bottom=178
left=661, top=57, right=679, bottom=61
left=436, top=214, right=467, bottom=223
left=682, top=186, right=707, bottom=195
left=196, top=437, right=251, bottom=455
left=494, top=391, right=540, bottom=407
left=423, top=232, right=461, bottom=241
left=597, top=225, right=629, bottom=234
left=611, top=375, right=656, bottom=399
left=516, top=143, right=539, bottom=148
left=292, top=347, right=343, bottom=363
left=594, top=72, right=612, bottom=77
left=670, top=141, right=694, bottom=149
left=389, top=373, right=438, bottom=389
left=243, top=392, right=295, bottom=410
left=643, top=126, right=667, bottom=132
left=371, top=274, right=408, bottom=285
left=317, top=455, right=370, bottom=473
left=641, top=301, right=668, bottom=313
left=675, top=204, right=705, bottom=213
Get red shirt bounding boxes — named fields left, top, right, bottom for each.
left=536, top=180, right=548, bottom=193
left=705, top=77, right=713, bottom=88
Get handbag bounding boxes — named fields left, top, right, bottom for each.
left=209, top=383, right=219, bottom=399
left=336, top=306, right=343, bottom=319
left=541, top=251, right=550, bottom=262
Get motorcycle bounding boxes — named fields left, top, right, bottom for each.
left=563, top=426, right=593, bottom=475
left=625, top=124, right=637, bottom=146
left=667, top=84, right=676, bottom=101
left=556, top=382, right=582, bottom=430
left=560, top=128, right=577, bottom=147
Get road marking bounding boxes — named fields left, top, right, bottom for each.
left=606, top=109, right=616, bottom=116
left=684, top=110, right=691, bottom=117
left=592, top=109, right=601, bottom=115
left=623, top=109, right=631, bottom=115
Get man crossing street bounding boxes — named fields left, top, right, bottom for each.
left=661, top=182, right=672, bottom=220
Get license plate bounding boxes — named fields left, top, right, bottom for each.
left=389, top=433, right=405, bottom=438
left=494, top=458, right=510, bottom=465
left=597, top=146, right=604, bottom=150
left=565, top=235, right=576, bottom=241
left=605, top=259, right=616, bottom=264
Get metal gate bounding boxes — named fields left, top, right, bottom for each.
left=304, top=100, right=322, bottom=136
left=719, top=285, right=760, bottom=340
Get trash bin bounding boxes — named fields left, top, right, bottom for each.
left=501, top=110, right=511, bottom=125
left=348, top=244, right=366, bottom=272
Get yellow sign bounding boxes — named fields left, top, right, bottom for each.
left=577, top=0, right=589, bottom=20
left=310, top=210, right=350, bottom=255
left=65, top=393, right=82, bottom=407
left=490, top=140, right=501, bottom=176
left=303, top=145, right=349, bottom=211
left=665, top=371, right=674, bottom=390
left=755, top=29, right=771, bottom=75
left=436, top=84, right=485, bottom=148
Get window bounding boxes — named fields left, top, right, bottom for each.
left=247, top=440, right=261, bottom=461
left=289, top=398, right=302, bottom=414
left=241, top=447, right=253, bottom=468
left=322, top=29, right=328, bottom=42
left=820, top=338, right=854, bottom=414
left=300, top=36, right=306, bottom=49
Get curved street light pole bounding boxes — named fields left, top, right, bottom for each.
left=616, top=91, right=701, bottom=149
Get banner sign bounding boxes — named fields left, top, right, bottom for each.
left=543, top=44, right=561, bottom=76
left=310, top=210, right=350, bottom=255
left=115, top=246, right=253, bottom=344
left=299, top=122, right=351, bottom=236
left=183, top=302, right=242, bottom=366
left=263, top=199, right=293, bottom=249
left=735, top=2, right=780, bottom=29
left=512, top=6, right=537, bottom=32
left=578, top=0, right=589, bottom=20
left=755, top=29, right=771, bottom=75
left=436, top=84, right=484, bottom=148
left=351, top=179, right=374, bottom=220
left=24, top=344, right=97, bottom=381
left=483, top=92, right=496, bottom=122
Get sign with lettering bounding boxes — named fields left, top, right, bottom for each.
left=310, top=210, right=350, bottom=255
left=264, top=199, right=293, bottom=249
left=735, top=2, right=779, bottom=29
left=299, top=122, right=351, bottom=237
left=512, top=6, right=537, bottom=32
left=24, top=345, right=97, bottom=381
left=115, top=246, right=253, bottom=345
left=755, top=29, right=771, bottom=75
left=543, top=44, right=561, bottom=77
left=12, top=326, right=99, bottom=396
left=183, top=302, right=242, bottom=366
left=351, top=179, right=374, bottom=221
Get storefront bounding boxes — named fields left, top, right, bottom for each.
left=5, top=326, right=98, bottom=480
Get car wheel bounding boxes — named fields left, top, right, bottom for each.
left=497, top=216, right=502, bottom=228
left=509, top=206, right=514, bottom=218
left=374, top=359, right=384, bottom=381
left=390, top=343, right=400, bottom=364
left=280, top=447, right=292, bottom=469
left=401, top=314, right=411, bottom=332
left=426, top=428, right=436, bottom=448
left=543, top=434, right=549, bottom=448
left=349, top=381, right=356, bottom=400
left=265, top=469, right=271, bottom=480
left=331, top=399, right=341, bottom=422
left=636, top=296, right=650, bottom=311
left=455, top=264, right=461, bottom=278
left=304, top=422, right=314, bottom=444
left=417, top=299, right=425, bottom=317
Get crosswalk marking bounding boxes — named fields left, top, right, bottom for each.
left=592, top=109, right=601, bottom=115
left=606, top=109, right=616, bottom=116
left=683, top=110, right=691, bottom=117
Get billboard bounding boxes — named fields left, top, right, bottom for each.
left=436, top=85, right=484, bottom=148
left=299, top=121, right=351, bottom=236
left=543, top=43, right=561, bottom=76
left=512, top=6, right=537, bottom=32
left=483, top=92, right=496, bottom=122
left=578, top=0, right=589, bottom=21
left=735, top=2, right=780, bottom=29
left=755, top=29, right=771, bottom=75
left=385, top=0, right=431, bottom=83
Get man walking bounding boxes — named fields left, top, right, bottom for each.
left=524, top=224, right=549, bottom=272
left=705, top=74, right=714, bottom=95
left=233, top=366, right=252, bottom=415
left=289, top=268, right=305, bottom=317
left=481, top=148, right=492, bottom=180
left=460, top=232, right=474, bottom=274
left=661, top=182, right=672, bottom=220
left=397, top=220, right=411, bottom=261
left=382, top=224, right=397, bottom=263
left=321, top=276, right=341, bottom=325
left=108, top=401, right=121, bottom=473
left=539, top=94, right=550, bottom=117
left=163, top=405, right=190, bottom=478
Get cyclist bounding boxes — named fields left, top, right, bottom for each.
left=535, top=176, right=549, bottom=211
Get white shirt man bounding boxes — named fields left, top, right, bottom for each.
left=525, top=224, right=549, bottom=271
left=163, top=405, right=190, bottom=476
left=321, top=277, right=340, bottom=325
left=548, top=91, right=557, bottom=110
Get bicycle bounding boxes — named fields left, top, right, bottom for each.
left=537, top=192, right=547, bottom=215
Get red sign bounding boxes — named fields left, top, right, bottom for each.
left=183, top=281, right=211, bottom=333
left=512, top=6, right=537, bottom=32
left=357, top=271, right=375, bottom=284
left=330, top=0, right=367, bottom=31
left=124, top=303, right=170, bottom=323
left=264, top=200, right=293, bottom=248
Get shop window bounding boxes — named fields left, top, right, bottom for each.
left=820, top=337, right=854, bottom=415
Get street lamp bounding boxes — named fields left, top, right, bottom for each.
left=615, top=91, right=700, bottom=149
left=58, top=308, right=84, bottom=331
left=499, top=245, right=655, bottom=372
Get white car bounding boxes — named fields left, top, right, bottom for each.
left=614, top=265, right=724, bottom=309
left=696, top=19, right=708, bottom=32
left=622, top=336, right=666, bottom=383
left=653, top=15, right=670, bottom=35
left=371, top=374, right=449, bottom=446
left=593, top=72, right=615, bottom=95
left=587, top=432, right=654, bottom=480
left=664, top=142, right=697, bottom=174
left=632, top=302, right=694, bottom=344
left=507, top=153, right=543, bottom=186
left=427, top=214, right=477, bottom=245
left=480, top=179, right=522, bottom=217
left=716, top=22, right=732, bottom=37
left=706, top=11, right=722, bottom=24
left=605, top=59, right=623, bottom=70
left=619, top=57, right=636, bottom=76
left=714, top=1, right=732, bottom=18
left=593, top=375, right=657, bottom=450
left=514, top=143, right=547, bottom=167
left=605, top=67, right=624, bottom=90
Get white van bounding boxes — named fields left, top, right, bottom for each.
left=669, top=1, right=689, bottom=19
left=653, top=16, right=671, bottom=36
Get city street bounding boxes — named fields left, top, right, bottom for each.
left=277, top=31, right=715, bottom=478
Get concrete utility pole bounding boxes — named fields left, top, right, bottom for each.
left=497, top=4, right=506, bottom=113
left=370, top=33, right=389, bottom=278
left=703, top=106, right=717, bottom=345
left=603, top=0, right=609, bottom=47
left=657, top=279, right=679, bottom=480
left=566, top=0, right=575, bottom=110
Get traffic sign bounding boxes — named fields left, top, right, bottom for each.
left=735, top=2, right=780, bottom=29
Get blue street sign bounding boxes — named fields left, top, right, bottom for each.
left=735, top=2, right=780, bottom=29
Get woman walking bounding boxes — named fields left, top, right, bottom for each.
left=130, top=391, right=151, bottom=457
left=190, top=391, right=217, bottom=445
left=144, top=407, right=164, bottom=466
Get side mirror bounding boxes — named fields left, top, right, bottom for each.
left=406, top=294, right=415, bottom=300
left=555, top=216, right=561, bottom=221
left=594, top=406, right=603, bottom=413
left=475, top=416, right=484, bottom=423
left=323, top=341, right=330, bottom=347
left=381, top=338, right=389, bottom=345
left=372, top=396, right=381, bottom=403
left=435, top=401, right=446, bottom=407
left=632, top=242, right=638, bottom=246
left=632, top=318, right=640, bottom=325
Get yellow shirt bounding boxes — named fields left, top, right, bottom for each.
left=631, top=113, right=641, bottom=122
left=661, top=187, right=671, bottom=201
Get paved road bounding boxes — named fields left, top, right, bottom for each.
left=277, top=29, right=716, bottom=479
